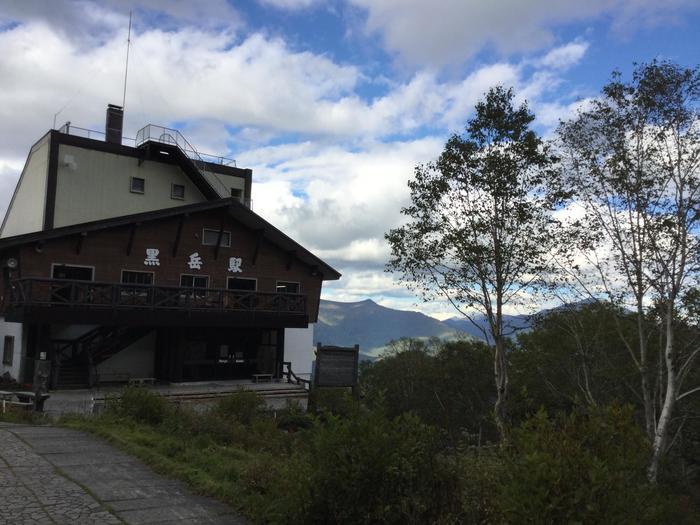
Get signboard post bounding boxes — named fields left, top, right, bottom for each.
left=313, top=343, right=360, bottom=400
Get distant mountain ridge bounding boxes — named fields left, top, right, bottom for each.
left=442, top=313, right=531, bottom=340
left=315, top=298, right=595, bottom=358
left=315, top=299, right=465, bottom=357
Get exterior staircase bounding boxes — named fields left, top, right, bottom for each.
left=55, top=360, right=89, bottom=389
left=52, top=326, right=152, bottom=388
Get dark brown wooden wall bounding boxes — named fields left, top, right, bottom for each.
left=15, top=209, right=324, bottom=321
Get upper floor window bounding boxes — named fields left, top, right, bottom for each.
left=231, top=188, right=243, bottom=202
left=202, top=228, right=231, bottom=247
left=180, top=274, right=209, bottom=288
left=276, top=281, right=300, bottom=294
left=171, top=183, right=185, bottom=200
left=228, top=277, right=256, bottom=291
left=3, top=336, right=14, bottom=366
left=130, top=177, right=145, bottom=194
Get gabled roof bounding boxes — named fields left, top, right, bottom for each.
left=0, top=198, right=341, bottom=280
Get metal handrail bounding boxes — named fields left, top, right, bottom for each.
left=55, top=122, right=236, bottom=169
left=135, top=124, right=236, bottom=166
left=135, top=124, right=237, bottom=199
left=282, top=361, right=311, bottom=390
left=57, top=122, right=137, bottom=147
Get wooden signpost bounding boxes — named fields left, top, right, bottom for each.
left=313, top=343, right=359, bottom=399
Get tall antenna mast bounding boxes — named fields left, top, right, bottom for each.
left=121, top=10, right=132, bottom=109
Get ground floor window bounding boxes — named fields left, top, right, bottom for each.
left=2, top=336, right=14, bottom=365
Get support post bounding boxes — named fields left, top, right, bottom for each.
left=172, top=214, right=186, bottom=257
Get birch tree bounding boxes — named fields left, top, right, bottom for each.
left=386, top=86, right=562, bottom=440
left=558, top=61, right=700, bottom=481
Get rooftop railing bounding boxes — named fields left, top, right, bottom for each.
left=56, top=122, right=236, bottom=167
left=58, top=122, right=137, bottom=147
left=135, top=124, right=236, bottom=166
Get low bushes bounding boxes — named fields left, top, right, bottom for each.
left=259, top=407, right=463, bottom=524
left=496, top=405, right=683, bottom=524
left=64, top=388, right=687, bottom=524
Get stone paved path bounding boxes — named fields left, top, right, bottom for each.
left=0, top=423, right=246, bottom=524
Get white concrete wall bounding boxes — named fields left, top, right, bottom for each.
left=96, top=331, right=155, bottom=380
left=0, top=135, right=50, bottom=237
left=284, top=323, right=315, bottom=377
left=203, top=171, right=246, bottom=200
left=0, top=317, right=24, bottom=382
left=53, top=145, right=207, bottom=228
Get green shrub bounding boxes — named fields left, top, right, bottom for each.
left=498, top=405, right=679, bottom=524
left=263, top=407, right=462, bottom=524
left=214, top=390, right=265, bottom=425
left=277, top=400, right=314, bottom=432
left=309, top=387, right=357, bottom=417
left=456, top=449, right=505, bottom=525
left=113, top=386, right=170, bottom=425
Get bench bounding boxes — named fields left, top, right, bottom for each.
left=128, top=377, right=156, bottom=386
left=252, top=374, right=273, bottom=383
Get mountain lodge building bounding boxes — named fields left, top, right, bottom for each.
left=0, top=106, right=340, bottom=388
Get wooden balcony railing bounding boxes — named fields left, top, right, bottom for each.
left=8, top=278, right=307, bottom=316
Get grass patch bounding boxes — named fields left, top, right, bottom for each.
left=60, top=388, right=304, bottom=521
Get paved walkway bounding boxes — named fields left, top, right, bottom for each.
left=0, top=423, right=245, bottom=524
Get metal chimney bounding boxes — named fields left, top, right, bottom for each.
left=105, top=104, right=124, bottom=144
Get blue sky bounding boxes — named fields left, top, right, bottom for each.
left=0, top=0, right=698, bottom=318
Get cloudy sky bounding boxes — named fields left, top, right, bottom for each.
left=1, top=0, right=698, bottom=318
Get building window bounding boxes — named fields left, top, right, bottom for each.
left=130, top=177, right=145, bottom=194
left=171, top=183, right=185, bottom=200
left=231, top=188, right=243, bottom=202
left=2, top=336, right=13, bottom=366
left=51, top=264, right=94, bottom=281
left=276, top=281, right=300, bottom=294
left=121, top=270, right=154, bottom=285
left=202, top=228, right=231, bottom=247
left=227, top=277, right=257, bottom=291
left=180, top=274, right=209, bottom=288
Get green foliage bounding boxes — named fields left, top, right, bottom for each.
left=214, top=390, right=265, bottom=425
left=0, top=407, right=48, bottom=424
left=456, top=450, right=505, bottom=525
left=276, top=400, right=314, bottom=432
left=263, top=407, right=462, bottom=524
left=497, top=405, right=679, bottom=524
left=112, top=386, right=170, bottom=425
left=309, top=387, right=356, bottom=417
left=361, top=339, right=497, bottom=442
left=511, top=303, right=640, bottom=419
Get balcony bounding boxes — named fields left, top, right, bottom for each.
left=6, top=278, right=309, bottom=327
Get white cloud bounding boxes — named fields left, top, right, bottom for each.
left=348, top=0, right=697, bottom=66
left=258, top=0, right=320, bottom=10
left=536, top=41, right=590, bottom=70
left=245, top=137, right=445, bottom=258
left=0, top=0, right=241, bottom=41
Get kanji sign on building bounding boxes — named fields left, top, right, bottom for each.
left=144, top=248, right=160, bottom=266
left=188, top=252, right=203, bottom=270
left=228, top=257, right=243, bottom=273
